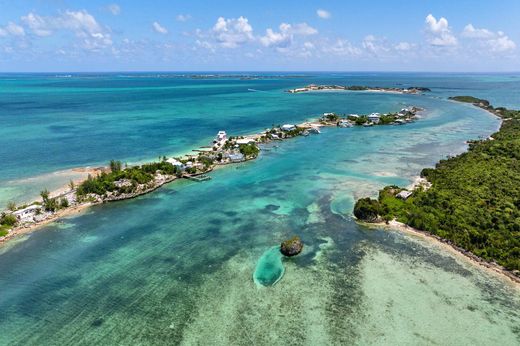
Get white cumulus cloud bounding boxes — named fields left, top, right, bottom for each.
left=153, top=21, right=168, bottom=34
left=1, top=21, right=26, bottom=36
left=462, top=24, right=493, bottom=39
left=317, top=9, right=331, bottom=19
left=21, top=13, right=52, bottom=36
left=212, top=16, right=254, bottom=48
left=488, top=33, right=516, bottom=52
left=462, top=24, right=516, bottom=52
left=322, top=39, right=361, bottom=56
left=425, top=14, right=457, bottom=46
left=259, top=22, right=317, bottom=47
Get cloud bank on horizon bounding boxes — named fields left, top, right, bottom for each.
left=0, top=1, right=518, bottom=71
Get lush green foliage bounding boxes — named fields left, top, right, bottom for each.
left=1, top=213, right=18, bottom=226
left=239, top=143, right=260, bottom=158
left=6, top=201, right=16, bottom=211
left=110, top=160, right=123, bottom=172
left=353, top=197, right=382, bottom=222
left=198, top=156, right=214, bottom=168
left=353, top=116, right=369, bottom=125
left=323, top=113, right=340, bottom=122
left=448, top=96, right=490, bottom=106
left=0, top=226, right=9, bottom=237
left=284, top=127, right=306, bottom=137
left=39, top=188, right=61, bottom=212
left=77, top=161, right=178, bottom=197
left=379, top=114, right=397, bottom=125
left=354, top=100, right=520, bottom=272
left=346, top=85, right=369, bottom=91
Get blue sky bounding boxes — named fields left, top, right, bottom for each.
left=0, top=0, right=519, bottom=71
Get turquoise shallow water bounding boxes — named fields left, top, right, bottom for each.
left=0, top=73, right=519, bottom=344
left=1, top=72, right=520, bottom=204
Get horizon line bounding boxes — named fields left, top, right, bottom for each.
left=1, top=70, right=520, bottom=74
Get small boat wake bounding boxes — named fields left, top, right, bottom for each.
left=247, top=88, right=269, bottom=92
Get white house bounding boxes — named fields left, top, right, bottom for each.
left=167, top=158, right=184, bottom=167
left=396, top=190, right=413, bottom=200
left=227, top=153, right=245, bottom=162
left=13, top=205, right=41, bottom=222
left=281, top=124, right=296, bottom=131
left=214, top=131, right=227, bottom=143
left=338, top=119, right=353, bottom=128
left=348, top=114, right=359, bottom=118
left=368, top=113, right=381, bottom=123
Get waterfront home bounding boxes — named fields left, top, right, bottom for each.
left=368, top=113, right=381, bottom=123
left=323, top=112, right=335, bottom=117
left=167, top=158, right=184, bottom=167
left=281, top=124, right=296, bottom=131
left=338, top=119, right=353, bottom=128
left=13, top=205, right=41, bottom=222
left=348, top=114, right=360, bottom=118
left=227, top=153, right=245, bottom=162
left=396, top=190, right=413, bottom=200
left=214, top=131, right=227, bottom=143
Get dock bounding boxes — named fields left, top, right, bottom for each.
left=185, top=174, right=212, bottom=182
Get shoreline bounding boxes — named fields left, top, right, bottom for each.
left=354, top=99, right=520, bottom=285
left=361, top=219, right=520, bottom=287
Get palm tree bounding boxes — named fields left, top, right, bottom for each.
left=40, top=189, right=50, bottom=202
left=7, top=201, right=16, bottom=211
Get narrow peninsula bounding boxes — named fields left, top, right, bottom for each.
left=287, top=84, right=431, bottom=94
left=0, top=106, right=423, bottom=243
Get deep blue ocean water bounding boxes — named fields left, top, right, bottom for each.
left=0, top=73, right=519, bottom=344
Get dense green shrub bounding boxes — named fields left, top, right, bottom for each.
left=239, top=143, right=260, bottom=158
left=355, top=100, right=520, bottom=272
left=1, top=213, right=18, bottom=226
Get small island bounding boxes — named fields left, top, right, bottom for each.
left=287, top=84, right=431, bottom=94
left=353, top=96, right=520, bottom=280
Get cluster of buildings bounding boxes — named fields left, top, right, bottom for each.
left=5, top=189, right=77, bottom=226
left=321, top=106, right=420, bottom=128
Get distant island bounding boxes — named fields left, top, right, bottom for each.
left=287, top=84, right=431, bottom=94
left=354, top=96, right=520, bottom=280
left=0, top=106, right=422, bottom=243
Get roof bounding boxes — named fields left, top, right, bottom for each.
left=13, top=205, right=41, bottom=215
left=228, top=153, right=244, bottom=160
left=166, top=158, right=183, bottom=166
left=396, top=190, right=413, bottom=199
